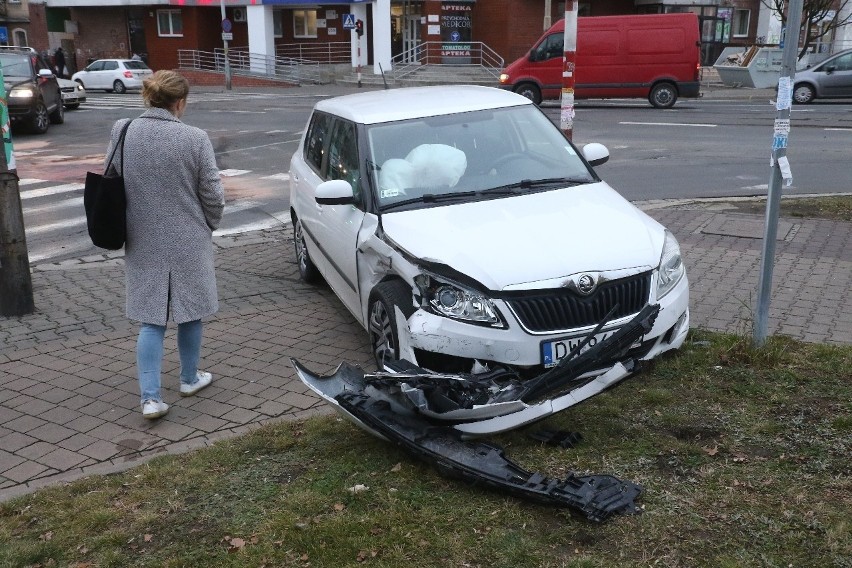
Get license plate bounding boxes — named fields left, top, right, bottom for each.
left=541, top=329, right=618, bottom=367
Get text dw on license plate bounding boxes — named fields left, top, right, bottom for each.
left=541, top=330, right=616, bottom=367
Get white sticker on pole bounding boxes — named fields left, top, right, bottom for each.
left=564, top=5, right=578, bottom=51
left=777, top=156, right=793, bottom=187
left=776, top=77, right=792, bottom=110
left=774, top=119, right=790, bottom=135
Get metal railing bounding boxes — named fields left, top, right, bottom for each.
left=177, top=49, right=322, bottom=84
left=390, top=42, right=504, bottom=80
left=276, top=42, right=351, bottom=64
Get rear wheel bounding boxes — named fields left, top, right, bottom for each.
left=368, top=280, right=416, bottom=368
left=293, top=217, right=320, bottom=283
left=113, top=80, right=127, bottom=94
left=793, top=83, right=815, bottom=104
left=29, top=101, right=49, bottom=134
left=649, top=82, right=678, bottom=109
left=513, top=82, right=542, bottom=105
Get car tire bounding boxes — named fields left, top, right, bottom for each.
left=513, top=82, right=542, bottom=105
left=49, top=99, right=65, bottom=124
left=649, top=82, right=678, bottom=109
left=793, top=83, right=815, bottom=104
left=113, top=80, right=127, bottom=94
left=29, top=101, right=50, bottom=134
left=293, top=217, right=320, bottom=283
left=368, top=280, right=416, bottom=369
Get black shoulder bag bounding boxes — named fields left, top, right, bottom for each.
left=84, top=120, right=132, bottom=250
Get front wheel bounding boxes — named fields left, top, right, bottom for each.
left=793, top=84, right=815, bottom=104
left=113, top=80, right=127, bottom=94
left=368, top=280, right=415, bottom=369
left=29, top=102, right=50, bottom=134
left=513, top=83, right=542, bottom=105
left=649, top=82, right=678, bottom=109
left=293, top=217, right=320, bottom=283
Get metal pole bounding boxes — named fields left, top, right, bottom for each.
left=559, top=0, right=577, bottom=141
left=220, top=0, right=232, bottom=90
left=0, top=65, right=34, bottom=316
left=753, top=0, right=804, bottom=346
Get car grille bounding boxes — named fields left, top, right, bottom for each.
left=501, top=271, right=652, bottom=333
left=61, top=86, right=76, bottom=93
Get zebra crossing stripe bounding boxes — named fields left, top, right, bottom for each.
left=260, top=173, right=290, bottom=181
left=19, top=179, right=48, bottom=186
left=25, top=196, right=84, bottom=215
left=219, top=169, right=251, bottom=177
left=20, top=183, right=85, bottom=200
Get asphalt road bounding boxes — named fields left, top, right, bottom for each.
left=10, top=86, right=852, bottom=265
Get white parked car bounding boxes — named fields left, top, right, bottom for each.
left=58, top=78, right=86, bottom=109
left=289, top=86, right=689, bottom=375
left=71, top=59, right=152, bottom=93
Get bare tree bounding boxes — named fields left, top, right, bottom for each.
left=762, top=0, right=852, bottom=58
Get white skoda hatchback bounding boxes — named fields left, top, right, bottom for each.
left=289, top=86, right=689, bottom=375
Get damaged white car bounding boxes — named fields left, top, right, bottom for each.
left=289, top=86, right=689, bottom=377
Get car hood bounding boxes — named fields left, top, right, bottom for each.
left=380, top=182, right=665, bottom=290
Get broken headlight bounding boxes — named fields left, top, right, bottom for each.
left=656, top=231, right=684, bottom=299
left=414, top=273, right=505, bottom=327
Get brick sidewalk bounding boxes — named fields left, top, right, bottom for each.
left=2, top=201, right=851, bottom=502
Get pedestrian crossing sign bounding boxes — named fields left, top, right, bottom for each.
left=342, top=14, right=356, bottom=30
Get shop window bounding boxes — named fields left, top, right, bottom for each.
left=274, top=10, right=283, bottom=38
left=294, top=9, right=318, bottom=38
left=157, top=9, right=183, bottom=37
left=733, top=9, right=750, bottom=38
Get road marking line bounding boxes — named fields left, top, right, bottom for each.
left=19, top=178, right=48, bottom=186
left=214, top=210, right=289, bottom=236
left=20, top=183, right=85, bottom=200
left=215, top=137, right=302, bottom=155
left=27, top=217, right=87, bottom=236
left=28, top=236, right=95, bottom=264
left=260, top=173, right=290, bottom=181
left=24, top=196, right=84, bottom=215
left=619, top=121, right=718, bottom=127
left=219, top=169, right=251, bottom=177
left=825, top=128, right=852, bottom=132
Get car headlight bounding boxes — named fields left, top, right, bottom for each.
left=414, top=273, right=504, bottom=327
left=656, top=231, right=685, bottom=299
left=9, top=88, right=34, bottom=99
left=499, top=73, right=510, bottom=84
left=77, top=84, right=84, bottom=92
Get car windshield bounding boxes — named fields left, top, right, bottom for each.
left=0, top=54, right=34, bottom=78
left=366, top=105, right=596, bottom=210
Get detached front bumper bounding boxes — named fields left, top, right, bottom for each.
left=405, top=273, right=689, bottom=369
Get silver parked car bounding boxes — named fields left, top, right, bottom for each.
left=794, top=49, right=852, bottom=104
left=71, top=59, right=152, bottom=94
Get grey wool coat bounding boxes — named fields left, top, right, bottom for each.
left=106, top=108, right=225, bottom=326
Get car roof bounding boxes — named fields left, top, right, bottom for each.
left=313, top=85, right=533, bottom=125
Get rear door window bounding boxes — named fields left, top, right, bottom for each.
left=304, top=112, right=333, bottom=174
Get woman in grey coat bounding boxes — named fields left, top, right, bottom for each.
left=106, top=70, right=225, bottom=419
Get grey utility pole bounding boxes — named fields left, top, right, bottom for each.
left=220, top=0, right=233, bottom=90
left=753, top=0, right=804, bottom=346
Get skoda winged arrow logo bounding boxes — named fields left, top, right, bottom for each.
left=576, top=274, right=597, bottom=295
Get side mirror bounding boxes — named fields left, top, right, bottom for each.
left=824, top=65, right=836, bottom=74
left=582, top=143, right=610, bottom=167
left=315, top=179, right=354, bottom=205
left=38, top=69, right=54, bottom=78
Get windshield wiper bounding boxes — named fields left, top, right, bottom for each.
left=483, top=177, right=591, bottom=194
left=381, top=190, right=479, bottom=210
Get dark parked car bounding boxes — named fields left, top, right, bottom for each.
left=794, top=49, right=852, bottom=104
left=0, top=47, right=63, bottom=134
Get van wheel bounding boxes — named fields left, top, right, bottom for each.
left=793, top=84, right=815, bottom=104
left=649, top=83, right=678, bottom=109
left=513, top=83, right=542, bottom=105
left=368, top=280, right=415, bottom=369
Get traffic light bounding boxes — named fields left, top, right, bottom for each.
left=355, top=19, right=364, bottom=37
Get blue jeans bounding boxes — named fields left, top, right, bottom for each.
left=137, top=319, right=203, bottom=403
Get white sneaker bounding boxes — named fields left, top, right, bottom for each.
left=142, top=400, right=169, bottom=419
left=180, top=370, right=213, bottom=397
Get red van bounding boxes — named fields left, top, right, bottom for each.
left=498, top=13, right=701, bottom=108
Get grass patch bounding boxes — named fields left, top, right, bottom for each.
left=1, top=331, right=850, bottom=567
left=720, top=195, right=852, bottom=222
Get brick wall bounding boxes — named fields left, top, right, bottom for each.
left=144, top=7, right=222, bottom=71
left=67, top=7, right=130, bottom=72
left=24, top=3, right=50, bottom=53
left=178, top=69, right=297, bottom=88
